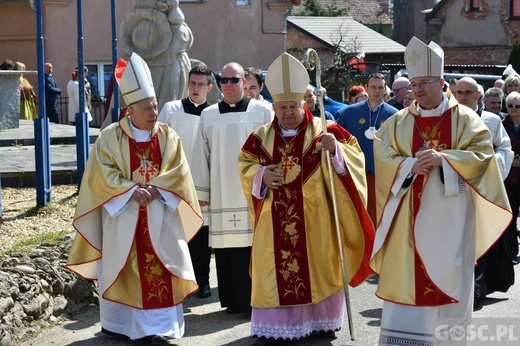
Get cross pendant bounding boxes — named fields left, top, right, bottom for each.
left=141, top=156, right=148, bottom=173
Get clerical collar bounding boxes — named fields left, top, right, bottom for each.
left=280, top=126, right=298, bottom=137
left=188, top=97, right=205, bottom=108
left=223, top=97, right=244, bottom=107
left=279, top=117, right=305, bottom=136
left=417, top=95, right=448, bottom=117
left=182, top=98, right=208, bottom=116
left=129, top=118, right=152, bottom=142
left=219, top=97, right=250, bottom=114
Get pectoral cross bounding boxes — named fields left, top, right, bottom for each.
left=141, top=155, right=148, bottom=173
left=281, top=156, right=294, bottom=177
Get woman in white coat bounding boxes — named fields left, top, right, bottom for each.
left=67, top=69, right=92, bottom=124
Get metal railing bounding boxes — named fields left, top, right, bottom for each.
left=36, top=96, right=106, bottom=128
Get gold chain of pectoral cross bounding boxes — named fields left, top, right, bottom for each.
left=131, top=139, right=152, bottom=173
left=413, top=111, right=450, bottom=150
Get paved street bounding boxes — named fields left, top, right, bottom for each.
left=21, top=254, right=520, bottom=346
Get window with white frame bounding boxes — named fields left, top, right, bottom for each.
left=85, top=62, right=113, bottom=102
left=468, top=0, right=481, bottom=11
left=237, top=0, right=249, bottom=5
left=512, top=0, right=520, bottom=18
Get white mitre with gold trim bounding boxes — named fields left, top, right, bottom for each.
left=115, top=52, right=156, bottom=106
left=405, top=36, right=444, bottom=79
left=265, top=52, right=309, bottom=102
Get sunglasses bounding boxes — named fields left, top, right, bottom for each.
left=507, top=104, right=520, bottom=109
left=220, top=77, right=242, bottom=84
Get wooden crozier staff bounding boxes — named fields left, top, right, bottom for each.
left=305, top=48, right=355, bottom=341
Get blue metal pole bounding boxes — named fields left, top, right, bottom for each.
left=0, top=175, right=2, bottom=218
left=75, top=0, right=89, bottom=187
left=111, top=0, right=121, bottom=123
left=35, top=0, right=52, bottom=206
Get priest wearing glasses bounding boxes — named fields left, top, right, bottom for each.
left=67, top=52, right=203, bottom=345
left=370, top=37, right=512, bottom=345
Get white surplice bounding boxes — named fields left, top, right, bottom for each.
left=191, top=100, right=273, bottom=248
left=158, top=100, right=210, bottom=224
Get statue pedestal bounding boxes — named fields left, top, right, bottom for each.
left=0, top=71, right=36, bottom=130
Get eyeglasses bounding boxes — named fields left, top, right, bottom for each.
left=188, top=81, right=208, bottom=88
left=507, top=104, right=520, bottom=109
left=455, top=90, right=478, bottom=97
left=410, top=79, right=437, bottom=90
left=220, top=77, right=242, bottom=84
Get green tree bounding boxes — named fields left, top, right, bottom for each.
left=295, top=0, right=347, bottom=17
left=508, top=39, right=520, bottom=74
left=325, top=1, right=348, bottom=16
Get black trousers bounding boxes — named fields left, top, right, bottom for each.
left=505, top=184, right=520, bottom=260
left=46, top=103, right=60, bottom=124
left=474, top=234, right=514, bottom=298
left=188, top=225, right=211, bottom=287
left=214, top=247, right=252, bottom=312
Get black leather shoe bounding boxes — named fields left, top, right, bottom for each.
left=197, top=283, right=211, bottom=298
left=150, top=335, right=175, bottom=345
left=136, top=334, right=176, bottom=345
left=225, top=306, right=239, bottom=314
left=252, top=336, right=290, bottom=344
left=310, top=330, right=336, bottom=340
left=319, top=330, right=336, bottom=340
left=100, top=327, right=127, bottom=339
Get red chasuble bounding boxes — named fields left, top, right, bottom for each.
left=127, top=137, right=174, bottom=309
left=251, top=118, right=370, bottom=306
left=269, top=131, right=315, bottom=306
left=410, top=111, right=454, bottom=306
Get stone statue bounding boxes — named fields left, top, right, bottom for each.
left=120, top=0, right=193, bottom=110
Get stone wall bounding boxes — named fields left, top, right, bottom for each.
left=0, top=235, right=97, bottom=346
left=443, top=46, right=512, bottom=66
left=0, top=72, right=22, bottom=130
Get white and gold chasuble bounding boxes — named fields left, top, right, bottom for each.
left=67, top=117, right=203, bottom=309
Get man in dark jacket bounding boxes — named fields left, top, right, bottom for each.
left=44, top=62, right=62, bottom=123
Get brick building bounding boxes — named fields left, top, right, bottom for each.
left=424, top=0, right=519, bottom=66
left=393, top=0, right=437, bottom=45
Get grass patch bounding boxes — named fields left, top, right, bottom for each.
left=24, top=201, right=68, bottom=217
left=4, top=229, right=73, bottom=256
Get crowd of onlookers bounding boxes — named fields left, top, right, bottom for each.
left=1, top=58, right=92, bottom=124
left=1, top=58, right=38, bottom=121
